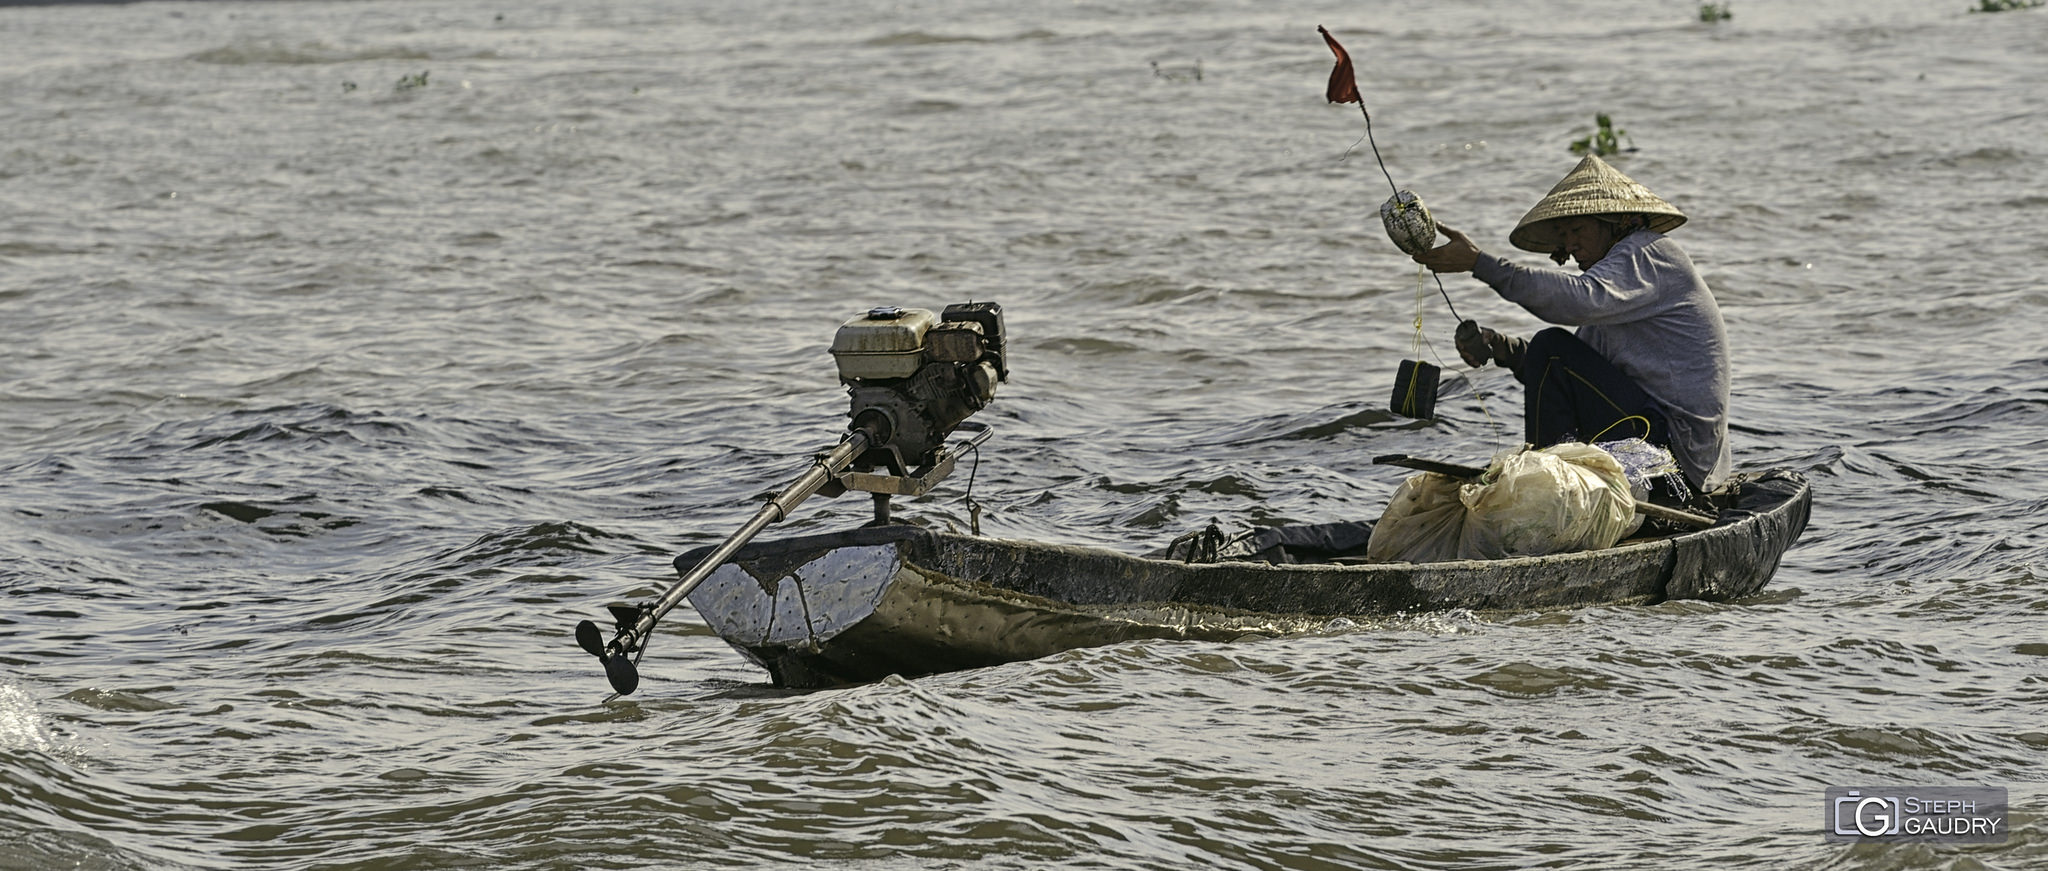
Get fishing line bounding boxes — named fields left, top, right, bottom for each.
left=1356, top=119, right=1462, bottom=323
left=1325, top=23, right=1505, bottom=443
left=1322, top=26, right=1462, bottom=325
left=1590, top=415, right=1655, bottom=443
left=1321, top=26, right=1503, bottom=447
left=1339, top=116, right=1401, bottom=201
left=1323, top=25, right=1481, bottom=424
left=1426, top=264, right=1460, bottom=323
left=1410, top=263, right=1504, bottom=448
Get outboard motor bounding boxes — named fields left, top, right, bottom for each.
left=573, top=301, right=1007, bottom=697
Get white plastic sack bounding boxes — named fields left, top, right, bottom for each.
left=1363, top=469, right=1468, bottom=564
left=1461, top=443, right=1641, bottom=559
left=1367, top=444, right=1642, bottom=563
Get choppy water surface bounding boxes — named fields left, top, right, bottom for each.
left=4, top=0, right=2046, bottom=868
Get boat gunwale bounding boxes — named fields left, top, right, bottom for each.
left=678, top=470, right=1811, bottom=580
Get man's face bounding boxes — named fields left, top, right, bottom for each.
left=1555, top=216, right=1620, bottom=271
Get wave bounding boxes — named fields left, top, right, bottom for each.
left=186, top=41, right=439, bottom=66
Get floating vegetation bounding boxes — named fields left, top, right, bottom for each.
left=395, top=70, right=430, bottom=91
left=1569, top=113, right=1636, bottom=157
left=1699, top=3, right=1733, bottom=22
left=341, top=81, right=357, bottom=93
left=1970, top=0, right=2042, bottom=10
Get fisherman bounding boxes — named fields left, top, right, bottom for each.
left=1411, top=155, right=1730, bottom=499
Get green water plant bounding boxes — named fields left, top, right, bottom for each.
left=395, top=70, right=430, bottom=91
left=1699, top=3, right=1733, bottom=22
left=1970, top=0, right=2041, bottom=10
left=1569, top=113, right=1635, bottom=157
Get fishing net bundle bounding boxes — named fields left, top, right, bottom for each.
left=1593, top=437, right=1693, bottom=505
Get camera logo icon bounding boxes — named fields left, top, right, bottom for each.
left=1834, top=790, right=1901, bottom=837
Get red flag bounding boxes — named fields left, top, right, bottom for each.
left=1318, top=26, right=1360, bottom=105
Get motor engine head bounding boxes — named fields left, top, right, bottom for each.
left=829, top=302, right=1006, bottom=470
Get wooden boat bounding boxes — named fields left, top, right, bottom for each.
left=680, top=470, right=1811, bottom=688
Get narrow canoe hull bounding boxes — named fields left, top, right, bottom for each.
left=683, top=471, right=1810, bottom=687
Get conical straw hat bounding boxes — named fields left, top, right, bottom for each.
left=1508, top=155, right=1687, bottom=253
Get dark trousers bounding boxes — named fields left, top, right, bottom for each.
left=1512, top=328, right=1668, bottom=449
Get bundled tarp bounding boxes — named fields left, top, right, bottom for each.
left=1366, top=443, right=1642, bottom=563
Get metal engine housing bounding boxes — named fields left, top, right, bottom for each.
left=832, top=302, right=1006, bottom=470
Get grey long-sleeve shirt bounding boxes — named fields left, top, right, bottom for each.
left=1472, top=230, right=1731, bottom=490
